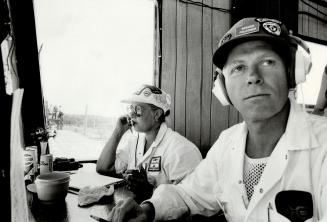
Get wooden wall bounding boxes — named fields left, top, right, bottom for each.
left=160, top=0, right=242, bottom=156
left=298, top=0, right=327, bottom=42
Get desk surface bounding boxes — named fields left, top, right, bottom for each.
left=27, top=164, right=224, bottom=222
left=28, top=163, right=133, bottom=222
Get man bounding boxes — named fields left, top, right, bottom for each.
left=108, top=18, right=327, bottom=222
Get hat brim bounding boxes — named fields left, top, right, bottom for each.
left=121, top=97, right=169, bottom=113
left=213, top=34, right=291, bottom=69
left=121, top=96, right=150, bottom=105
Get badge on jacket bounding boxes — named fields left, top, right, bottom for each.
left=148, top=156, right=161, bottom=172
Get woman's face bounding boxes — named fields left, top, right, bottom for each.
left=127, top=103, right=160, bottom=133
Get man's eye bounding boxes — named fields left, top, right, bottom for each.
left=262, top=59, right=275, bottom=66
left=231, top=65, right=245, bottom=74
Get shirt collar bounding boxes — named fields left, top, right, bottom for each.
left=137, top=122, right=168, bottom=151
left=232, top=98, right=319, bottom=151
left=152, top=122, right=168, bottom=147
left=283, top=98, right=319, bottom=150
left=135, top=123, right=168, bottom=166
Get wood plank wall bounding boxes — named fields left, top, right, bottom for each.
left=298, top=0, right=327, bottom=42
left=160, top=0, right=242, bottom=156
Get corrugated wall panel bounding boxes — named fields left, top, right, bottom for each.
left=185, top=2, right=203, bottom=148
left=161, top=0, right=235, bottom=155
left=161, top=0, right=177, bottom=129
left=316, top=4, right=327, bottom=40
left=309, top=1, right=318, bottom=37
left=298, top=0, right=327, bottom=42
left=175, top=1, right=187, bottom=136
left=210, top=0, right=231, bottom=148
left=201, top=0, right=214, bottom=153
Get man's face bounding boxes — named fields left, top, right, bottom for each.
left=222, top=40, right=289, bottom=121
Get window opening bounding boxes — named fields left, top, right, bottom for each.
left=33, top=0, right=155, bottom=160
left=296, top=41, right=327, bottom=112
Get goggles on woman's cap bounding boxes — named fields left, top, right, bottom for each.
left=121, top=85, right=171, bottom=113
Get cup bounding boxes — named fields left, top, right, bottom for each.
left=35, top=172, right=70, bottom=203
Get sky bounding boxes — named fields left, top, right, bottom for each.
left=33, top=0, right=154, bottom=117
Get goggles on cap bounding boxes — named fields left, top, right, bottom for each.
left=134, top=85, right=162, bottom=96
left=126, top=104, right=143, bottom=117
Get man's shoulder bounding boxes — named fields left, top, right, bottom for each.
left=306, top=113, right=327, bottom=139
left=208, top=122, right=245, bottom=154
left=219, top=121, right=245, bottom=139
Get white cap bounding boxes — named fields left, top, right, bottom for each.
left=121, top=85, right=171, bottom=113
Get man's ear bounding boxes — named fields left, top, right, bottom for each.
left=154, top=109, right=163, bottom=122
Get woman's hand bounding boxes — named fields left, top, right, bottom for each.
left=124, top=167, right=154, bottom=202
left=114, top=115, right=132, bottom=137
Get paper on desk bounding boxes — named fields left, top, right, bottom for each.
left=69, top=172, right=123, bottom=190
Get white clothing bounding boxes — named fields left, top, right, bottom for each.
left=115, top=123, right=202, bottom=187
left=149, top=101, right=327, bottom=222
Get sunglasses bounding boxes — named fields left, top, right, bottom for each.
left=126, top=104, right=143, bottom=117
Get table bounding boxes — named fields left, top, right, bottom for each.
left=27, top=164, right=226, bottom=222
left=28, top=187, right=132, bottom=222
left=27, top=163, right=133, bottom=222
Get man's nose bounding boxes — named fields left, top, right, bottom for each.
left=247, top=66, right=263, bottom=85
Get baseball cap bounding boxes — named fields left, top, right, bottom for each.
left=121, top=85, right=171, bottom=113
left=213, top=17, right=293, bottom=69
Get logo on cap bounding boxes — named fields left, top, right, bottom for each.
left=262, top=21, right=281, bottom=36
left=235, top=22, right=260, bottom=37
left=220, top=33, right=232, bottom=45
left=142, top=88, right=151, bottom=97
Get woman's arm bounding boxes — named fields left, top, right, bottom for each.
left=96, top=116, right=131, bottom=176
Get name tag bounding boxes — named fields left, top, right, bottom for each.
left=148, top=156, right=161, bottom=172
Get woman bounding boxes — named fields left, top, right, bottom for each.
left=96, top=84, right=202, bottom=201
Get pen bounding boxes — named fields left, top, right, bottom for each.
left=90, top=215, right=111, bottom=222
left=68, top=186, right=80, bottom=195
left=67, top=189, right=79, bottom=195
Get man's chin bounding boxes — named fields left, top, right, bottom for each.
left=243, top=108, right=278, bottom=122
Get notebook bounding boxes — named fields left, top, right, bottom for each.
left=69, top=172, right=123, bottom=190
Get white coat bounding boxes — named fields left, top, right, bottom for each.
left=115, top=123, right=202, bottom=187
left=149, top=100, right=327, bottom=222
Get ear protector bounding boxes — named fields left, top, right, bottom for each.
left=289, top=35, right=312, bottom=87
left=212, top=68, right=231, bottom=106
left=212, top=36, right=312, bottom=106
